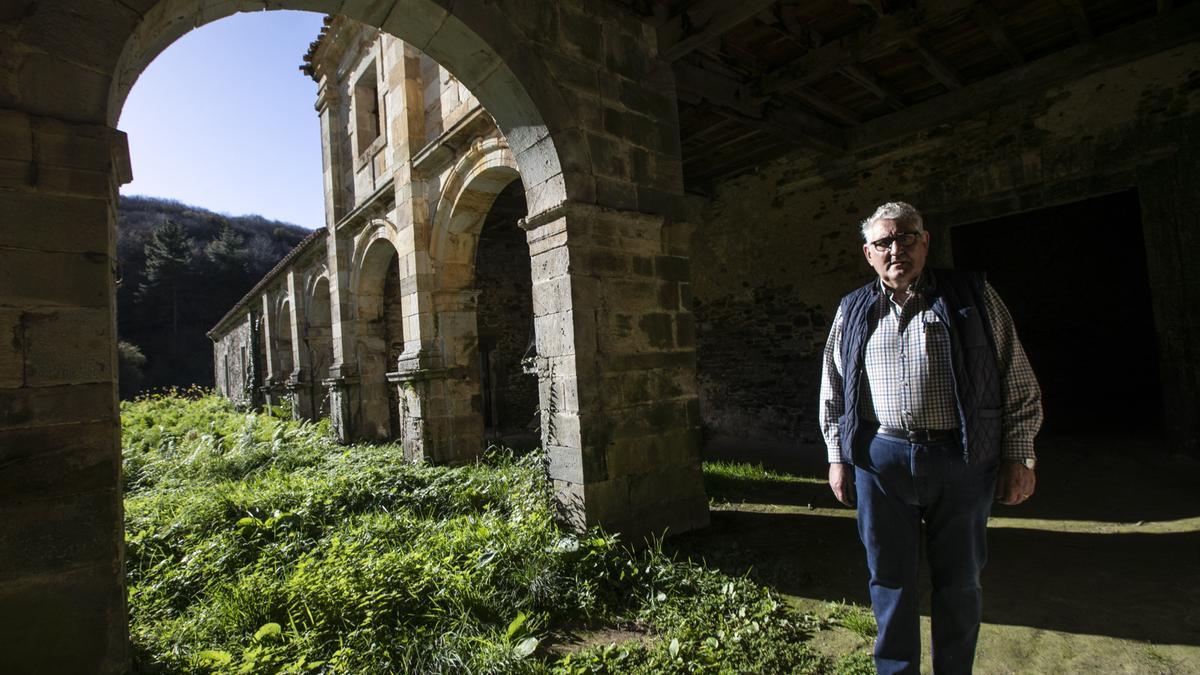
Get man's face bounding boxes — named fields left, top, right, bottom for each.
left=862, top=218, right=930, bottom=290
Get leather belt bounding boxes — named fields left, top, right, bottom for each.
left=877, top=426, right=959, bottom=443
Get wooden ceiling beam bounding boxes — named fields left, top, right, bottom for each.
left=910, top=37, right=964, bottom=89
left=657, top=0, right=780, bottom=62
left=972, top=3, right=1025, bottom=66
left=673, top=61, right=848, bottom=153
left=758, top=0, right=976, bottom=95
left=851, top=1, right=1200, bottom=150
left=791, top=88, right=865, bottom=125
left=841, top=63, right=906, bottom=110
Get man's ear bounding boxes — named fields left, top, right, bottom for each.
left=863, top=244, right=872, bottom=263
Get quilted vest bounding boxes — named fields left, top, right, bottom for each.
left=837, top=269, right=1003, bottom=465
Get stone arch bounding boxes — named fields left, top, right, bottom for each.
left=352, top=232, right=405, bottom=439
left=429, top=138, right=522, bottom=291
left=306, top=272, right=335, bottom=420
left=107, top=1, right=584, bottom=216
left=272, top=294, right=295, bottom=380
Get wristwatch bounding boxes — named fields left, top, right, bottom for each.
left=1017, top=457, right=1036, bottom=470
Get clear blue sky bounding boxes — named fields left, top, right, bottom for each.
left=118, top=10, right=327, bottom=230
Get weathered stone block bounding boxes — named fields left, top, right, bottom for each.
left=0, top=308, right=22, bottom=387
left=628, top=464, right=705, bottom=511
left=23, top=308, right=111, bottom=386
left=0, top=109, right=33, bottom=162
left=654, top=255, right=690, bottom=282
left=0, top=383, right=115, bottom=429
left=32, top=120, right=114, bottom=171
left=582, top=475, right=631, bottom=524
left=530, top=245, right=571, bottom=282
left=0, top=157, right=33, bottom=189
left=0, top=562, right=127, bottom=674
left=0, top=488, right=120, bottom=578
left=0, top=192, right=109, bottom=253
left=17, top=54, right=110, bottom=123
left=595, top=176, right=638, bottom=211
left=556, top=6, right=604, bottom=64
left=604, top=428, right=700, bottom=478
left=0, top=422, right=118, bottom=502
left=638, top=312, right=674, bottom=349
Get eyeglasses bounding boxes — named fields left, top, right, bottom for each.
left=869, top=232, right=922, bottom=252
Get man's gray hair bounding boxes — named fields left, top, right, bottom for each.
left=861, top=202, right=924, bottom=242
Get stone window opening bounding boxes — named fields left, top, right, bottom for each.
left=353, top=59, right=382, bottom=156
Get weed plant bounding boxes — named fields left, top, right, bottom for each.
left=124, top=392, right=827, bottom=673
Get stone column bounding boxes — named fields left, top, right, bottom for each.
left=285, top=270, right=312, bottom=420
left=390, top=289, right=485, bottom=464
left=0, top=111, right=128, bottom=671
left=260, top=293, right=282, bottom=408
left=523, top=201, right=709, bottom=539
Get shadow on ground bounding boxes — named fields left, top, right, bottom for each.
left=674, top=435, right=1200, bottom=648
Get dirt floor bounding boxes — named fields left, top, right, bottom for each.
left=671, top=434, right=1200, bottom=674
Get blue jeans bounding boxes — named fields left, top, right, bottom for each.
left=855, top=433, right=998, bottom=675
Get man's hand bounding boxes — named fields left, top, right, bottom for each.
left=829, top=462, right=856, bottom=507
left=995, top=461, right=1036, bottom=506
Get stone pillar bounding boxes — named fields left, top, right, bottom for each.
left=285, top=270, right=313, bottom=421
left=260, top=294, right=281, bottom=408
left=390, top=289, right=485, bottom=464
left=0, top=111, right=128, bottom=671
left=523, top=201, right=709, bottom=538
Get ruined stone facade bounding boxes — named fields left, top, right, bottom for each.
left=3, top=0, right=1199, bottom=670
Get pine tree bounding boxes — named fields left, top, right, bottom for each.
left=138, top=220, right=194, bottom=358
left=204, top=222, right=253, bottom=308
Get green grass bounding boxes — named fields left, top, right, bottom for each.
left=828, top=602, right=877, bottom=640
left=123, top=392, right=831, bottom=673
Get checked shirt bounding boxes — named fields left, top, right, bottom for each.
left=819, top=275, right=1042, bottom=464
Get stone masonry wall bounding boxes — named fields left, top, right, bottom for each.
left=212, top=317, right=254, bottom=407
left=692, top=42, right=1200, bottom=453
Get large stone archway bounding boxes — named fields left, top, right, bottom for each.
left=1, top=2, right=704, bottom=670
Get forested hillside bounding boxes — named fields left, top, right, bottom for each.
left=117, top=195, right=311, bottom=397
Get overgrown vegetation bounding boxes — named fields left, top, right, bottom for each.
left=124, top=392, right=833, bottom=673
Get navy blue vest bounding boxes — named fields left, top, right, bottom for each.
left=837, top=269, right=1003, bottom=465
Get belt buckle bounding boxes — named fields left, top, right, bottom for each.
left=906, top=429, right=926, bottom=443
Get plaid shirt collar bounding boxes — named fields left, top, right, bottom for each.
left=875, top=269, right=936, bottom=305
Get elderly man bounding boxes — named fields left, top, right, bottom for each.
left=819, top=202, right=1042, bottom=674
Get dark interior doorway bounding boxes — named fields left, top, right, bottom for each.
left=474, top=180, right=539, bottom=449
left=950, top=190, right=1162, bottom=436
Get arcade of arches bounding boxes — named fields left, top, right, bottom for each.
left=3, top=0, right=1200, bottom=670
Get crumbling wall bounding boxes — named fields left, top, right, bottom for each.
left=212, top=316, right=255, bottom=407
left=692, top=42, right=1200, bottom=451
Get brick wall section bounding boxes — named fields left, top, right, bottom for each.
left=692, top=42, right=1200, bottom=456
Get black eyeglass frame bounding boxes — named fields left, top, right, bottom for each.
left=869, top=231, right=923, bottom=252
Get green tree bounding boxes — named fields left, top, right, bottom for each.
left=138, top=220, right=194, bottom=358
left=204, top=222, right=253, bottom=307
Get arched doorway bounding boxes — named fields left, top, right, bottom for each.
left=353, top=235, right=404, bottom=439
left=474, top=180, right=538, bottom=448
left=307, top=276, right=335, bottom=420
left=269, top=297, right=295, bottom=410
